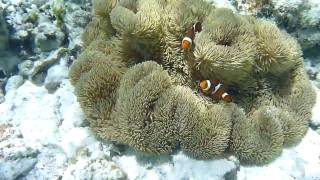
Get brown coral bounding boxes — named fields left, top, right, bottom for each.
left=193, top=8, right=257, bottom=87
left=109, top=62, right=178, bottom=154
left=69, top=0, right=316, bottom=165
left=254, top=20, right=301, bottom=74
left=230, top=105, right=284, bottom=164
left=176, top=88, right=232, bottom=159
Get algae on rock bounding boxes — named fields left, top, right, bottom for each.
left=69, top=0, right=316, bottom=164
left=0, top=8, right=9, bottom=51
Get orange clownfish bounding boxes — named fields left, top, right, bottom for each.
left=181, top=22, right=202, bottom=50
left=197, top=80, right=232, bottom=103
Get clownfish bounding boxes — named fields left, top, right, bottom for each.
left=181, top=22, right=202, bottom=49
left=197, top=80, right=232, bottom=103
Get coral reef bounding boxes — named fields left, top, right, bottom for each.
left=0, top=8, right=9, bottom=51
left=69, top=0, right=316, bottom=164
left=232, top=0, right=320, bottom=58
left=0, top=0, right=92, bottom=97
left=272, top=0, right=320, bottom=54
left=2, top=0, right=91, bottom=52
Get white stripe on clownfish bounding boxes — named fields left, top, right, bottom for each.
left=222, top=92, right=228, bottom=98
left=212, top=83, right=222, bottom=94
left=203, top=80, right=211, bottom=91
left=197, top=80, right=232, bottom=103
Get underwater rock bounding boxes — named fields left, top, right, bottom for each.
left=24, top=147, right=67, bottom=180
left=0, top=132, right=39, bottom=180
left=0, top=158, right=37, bottom=179
left=45, top=82, right=61, bottom=94
left=1, top=0, right=90, bottom=87
left=0, top=68, right=6, bottom=80
left=0, top=51, right=21, bottom=77
left=2, top=0, right=91, bottom=50
left=114, top=152, right=238, bottom=180
left=33, top=22, right=65, bottom=53
left=0, top=158, right=38, bottom=179
left=297, top=29, right=320, bottom=52
left=4, top=75, right=24, bottom=93
left=0, top=124, right=8, bottom=139
left=0, top=94, right=4, bottom=104
left=232, top=0, right=320, bottom=55
left=64, top=1, right=92, bottom=49
left=30, top=48, right=67, bottom=84
left=0, top=79, right=120, bottom=179
left=304, top=59, right=318, bottom=80
left=29, top=0, right=47, bottom=7
left=207, top=0, right=237, bottom=12
left=0, top=82, right=4, bottom=104
left=311, top=87, right=320, bottom=128
left=65, top=0, right=91, bottom=4
left=273, top=0, right=320, bottom=52
left=0, top=68, right=6, bottom=101
left=3, top=0, right=39, bottom=46
left=0, top=8, right=9, bottom=51
left=304, top=57, right=320, bottom=90
left=44, top=54, right=69, bottom=86
left=18, top=60, right=34, bottom=77
left=231, top=0, right=274, bottom=16
left=62, top=157, right=126, bottom=180
left=316, top=73, right=320, bottom=88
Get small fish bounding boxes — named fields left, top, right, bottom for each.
left=181, top=22, right=202, bottom=49
left=197, top=80, right=232, bottom=103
